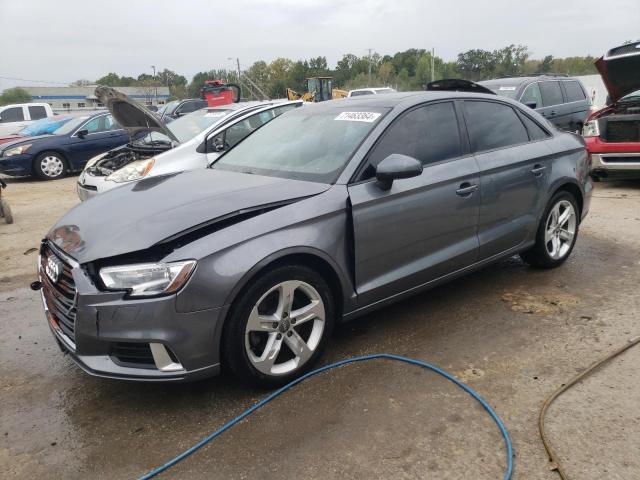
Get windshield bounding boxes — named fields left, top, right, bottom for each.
left=164, top=108, right=231, bottom=143
left=18, top=116, right=74, bottom=136
left=487, top=85, right=519, bottom=99
left=51, top=116, right=92, bottom=135
left=619, top=89, right=640, bottom=103
left=212, top=107, right=387, bottom=183
left=162, top=100, right=180, bottom=116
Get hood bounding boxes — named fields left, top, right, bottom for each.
left=48, top=169, right=331, bottom=263
left=426, top=79, right=496, bottom=95
left=0, top=134, right=55, bottom=151
left=595, top=41, right=640, bottom=104
left=0, top=134, right=23, bottom=145
left=95, top=86, right=179, bottom=143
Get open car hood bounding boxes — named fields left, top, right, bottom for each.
left=426, top=79, right=495, bottom=95
left=95, top=86, right=179, bottom=143
left=595, top=41, right=640, bottom=104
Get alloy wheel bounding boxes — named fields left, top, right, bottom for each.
left=40, top=155, right=64, bottom=178
left=545, top=199, right=576, bottom=260
left=244, top=280, right=325, bottom=376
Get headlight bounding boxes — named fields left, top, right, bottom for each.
left=84, top=152, right=108, bottom=170
left=4, top=144, right=32, bottom=157
left=99, top=260, right=196, bottom=297
left=106, top=158, right=155, bottom=183
left=582, top=120, right=600, bottom=137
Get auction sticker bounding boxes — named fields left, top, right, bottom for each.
left=335, top=111, right=381, bottom=122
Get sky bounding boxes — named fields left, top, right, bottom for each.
left=0, top=0, right=638, bottom=91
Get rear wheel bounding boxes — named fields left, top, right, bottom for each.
left=223, top=265, right=335, bottom=388
left=520, top=191, right=579, bottom=268
left=34, top=151, right=67, bottom=180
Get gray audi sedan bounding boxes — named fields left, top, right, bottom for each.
left=38, top=92, right=592, bottom=387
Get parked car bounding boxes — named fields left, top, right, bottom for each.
left=584, top=41, right=640, bottom=181
left=160, top=98, right=208, bottom=121
left=0, top=103, right=54, bottom=136
left=347, top=87, right=396, bottom=97
left=479, top=75, right=591, bottom=132
left=0, top=112, right=128, bottom=179
left=0, top=115, right=76, bottom=145
left=38, top=91, right=591, bottom=386
left=76, top=86, right=301, bottom=200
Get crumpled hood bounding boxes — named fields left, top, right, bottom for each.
left=48, top=169, right=330, bottom=263
left=95, top=86, right=179, bottom=143
left=596, top=41, right=640, bottom=104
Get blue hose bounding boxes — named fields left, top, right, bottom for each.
left=139, top=353, right=513, bottom=479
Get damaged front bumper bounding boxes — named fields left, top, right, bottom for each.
left=38, top=241, right=225, bottom=382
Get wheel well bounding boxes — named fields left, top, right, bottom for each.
left=231, top=253, right=344, bottom=320
left=554, top=183, right=583, bottom=218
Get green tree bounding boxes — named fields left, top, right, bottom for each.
left=0, top=87, right=31, bottom=106
left=95, top=72, right=122, bottom=86
left=456, top=49, right=497, bottom=81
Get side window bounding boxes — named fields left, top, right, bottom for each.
left=539, top=81, right=564, bottom=106
left=464, top=101, right=529, bottom=152
left=29, top=106, right=48, bottom=120
left=364, top=102, right=462, bottom=177
left=563, top=81, right=586, bottom=102
left=0, top=107, right=25, bottom=123
left=104, top=115, right=121, bottom=131
left=518, top=112, right=550, bottom=140
left=81, top=117, right=102, bottom=134
left=520, top=83, right=543, bottom=108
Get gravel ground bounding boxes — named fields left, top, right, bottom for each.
left=1, top=174, right=639, bottom=479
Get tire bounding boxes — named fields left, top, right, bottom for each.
left=223, top=264, right=335, bottom=388
left=520, top=191, right=580, bottom=268
left=33, top=151, right=67, bottom=180
left=0, top=198, right=13, bottom=224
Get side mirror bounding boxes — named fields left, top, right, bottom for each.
left=375, top=154, right=423, bottom=190
left=524, top=101, right=537, bottom=109
left=77, top=129, right=89, bottom=138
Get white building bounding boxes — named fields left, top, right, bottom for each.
left=21, top=86, right=171, bottom=112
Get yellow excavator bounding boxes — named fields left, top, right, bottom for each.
left=287, top=77, right=347, bottom=102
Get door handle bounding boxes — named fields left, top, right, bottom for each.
left=456, top=182, right=478, bottom=197
left=531, top=164, right=546, bottom=177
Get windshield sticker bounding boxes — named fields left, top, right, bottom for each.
left=498, top=86, right=517, bottom=91
left=335, top=112, right=381, bottom=122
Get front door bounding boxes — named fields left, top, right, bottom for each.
left=348, top=101, right=480, bottom=306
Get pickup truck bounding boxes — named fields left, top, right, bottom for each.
left=0, top=103, right=55, bottom=136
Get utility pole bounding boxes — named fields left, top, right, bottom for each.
left=431, top=48, right=435, bottom=82
left=236, top=58, right=241, bottom=86
left=151, top=65, right=157, bottom=106
left=367, top=48, right=373, bottom=84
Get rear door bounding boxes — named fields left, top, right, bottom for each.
left=462, top=100, right=552, bottom=260
left=538, top=81, right=571, bottom=130
left=560, top=80, right=590, bottom=132
left=348, top=101, right=480, bottom=305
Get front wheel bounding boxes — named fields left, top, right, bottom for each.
left=223, top=265, right=335, bottom=388
left=520, top=191, right=580, bottom=268
left=34, top=151, right=67, bottom=180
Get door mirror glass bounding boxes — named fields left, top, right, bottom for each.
left=76, top=129, right=89, bottom=138
left=375, top=154, right=423, bottom=190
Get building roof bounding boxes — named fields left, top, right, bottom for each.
left=22, top=85, right=170, bottom=101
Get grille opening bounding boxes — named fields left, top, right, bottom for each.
left=40, top=244, right=77, bottom=344
left=110, top=342, right=156, bottom=369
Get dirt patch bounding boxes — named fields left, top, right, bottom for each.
left=0, top=176, right=79, bottom=292
left=501, top=290, right=580, bottom=315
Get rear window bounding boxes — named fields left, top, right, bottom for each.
left=563, top=81, right=586, bottom=102
left=29, top=105, right=48, bottom=120
left=540, top=81, right=564, bottom=106
left=464, top=101, right=529, bottom=152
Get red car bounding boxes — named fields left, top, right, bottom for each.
left=585, top=41, right=640, bottom=181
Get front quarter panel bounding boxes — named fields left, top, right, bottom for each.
left=169, top=185, right=355, bottom=314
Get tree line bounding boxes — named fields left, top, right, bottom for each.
left=1, top=45, right=601, bottom=106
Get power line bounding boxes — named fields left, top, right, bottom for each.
left=0, top=76, right=70, bottom=85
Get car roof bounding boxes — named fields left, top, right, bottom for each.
left=321, top=91, right=502, bottom=108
